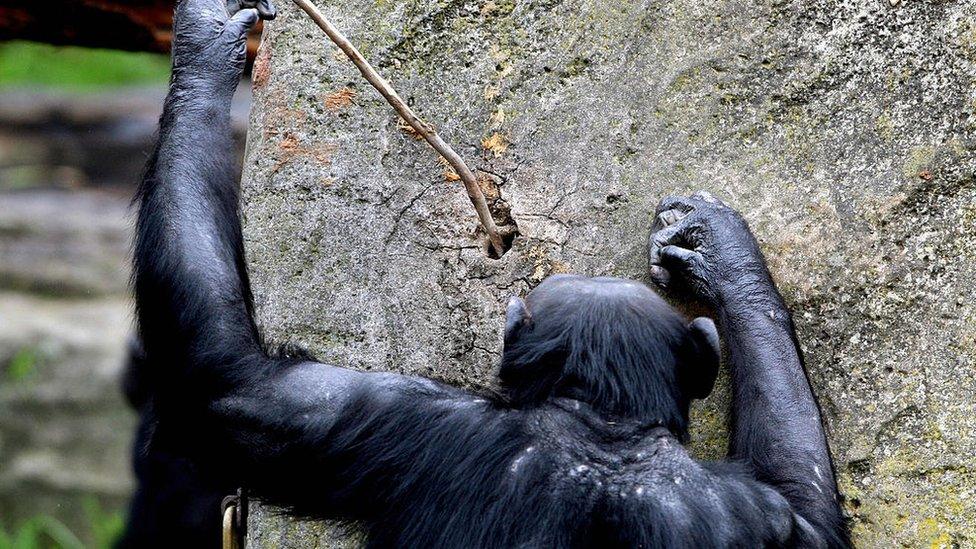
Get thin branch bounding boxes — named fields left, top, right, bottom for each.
left=290, top=0, right=507, bottom=256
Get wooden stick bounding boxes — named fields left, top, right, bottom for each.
left=290, top=0, right=507, bottom=256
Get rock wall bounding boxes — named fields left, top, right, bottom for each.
left=241, top=0, right=976, bottom=546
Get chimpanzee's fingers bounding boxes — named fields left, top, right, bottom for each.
left=651, top=245, right=705, bottom=292
left=655, top=196, right=697, bottom=217
left=227, top=0, right=276, bottom=19
left=659, top=245, right=705, bottom=275
left=660, top=245, right=705, bottom=292
left=649, top=265, right=672, bottom=289
left=255, top=0, right=277, bottom=20
left=225, top=8, right=260, bottom=39
left=652, top=208, right=688, bottom=232
left=648, top=225, right=681, bottom=265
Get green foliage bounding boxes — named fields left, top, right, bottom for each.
left=0, top=516, right=83, bottom=549
left=0, top=41, right=170, bottom=90
left=6, top=348, right=38, bottom=383
left=0, top=498, right=125, bottom=549
left=82, top=498, right=125, bottom=549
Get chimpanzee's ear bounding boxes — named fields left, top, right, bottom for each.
left=504, top=296, right=532, bottom=345
left=684, top=317, right=721, bottom=399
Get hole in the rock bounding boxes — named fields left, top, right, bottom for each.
left=485, top=229, right=518, bottom=260
left=477, top=176, right=518, bottom=259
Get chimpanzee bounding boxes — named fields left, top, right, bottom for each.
left=123, top=0, right=849, bottom=546
left=117, top=338, right=232, bottom=547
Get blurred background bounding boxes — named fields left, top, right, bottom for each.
left=0, top=2, right=255, bottom=545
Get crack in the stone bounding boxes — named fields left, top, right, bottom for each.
left=383, top=183, right=436, bottom=245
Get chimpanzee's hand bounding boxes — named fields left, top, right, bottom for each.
left=171, top=0, right=276, bottom=96
left=226, top=0, right=277, bottom=19
left=648, top=191, right=774, bottom=309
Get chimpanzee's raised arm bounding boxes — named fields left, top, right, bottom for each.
left=133, top=0, right=507, bottom=521
left=648, top=192, right=849, bottom=547
left=134, top=0, right=270, bottom=403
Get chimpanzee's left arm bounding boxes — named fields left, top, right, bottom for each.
left=134, top=0, right=511, bottom=520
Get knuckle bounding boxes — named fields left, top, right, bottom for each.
left=654, top=199, right=674, bottom=215
left=656, top=195, right=686, bottom=212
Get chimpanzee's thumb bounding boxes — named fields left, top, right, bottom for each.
left=225, top=8, right=260, bottom=40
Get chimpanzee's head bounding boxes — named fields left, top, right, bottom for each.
left=498, top=274, right=720, bottom=437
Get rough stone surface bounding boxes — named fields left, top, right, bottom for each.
left=243, top=0, right=976, bottom=546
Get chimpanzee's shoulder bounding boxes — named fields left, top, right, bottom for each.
left=516, top=403, right=800, bottom=547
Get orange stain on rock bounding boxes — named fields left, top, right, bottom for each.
left=273, top=132, right=337, bottom=173
left=252, top=42, right=272, bottom=90
left=482, top=133, right=509, bottom=157
left=323, top=87, right=357, bottom=112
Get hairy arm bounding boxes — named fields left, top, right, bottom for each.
left=134, top=0, right=268, bottom=402
left=648, top=192, right=849, bottom=547
left=134, top=0, right=504, bottom=519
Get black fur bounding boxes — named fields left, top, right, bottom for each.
left=230, top=387, right=803, bottom=548
left=123, top=1, right=850, bottom=547
left=117, top=337, right=229, bottom=548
